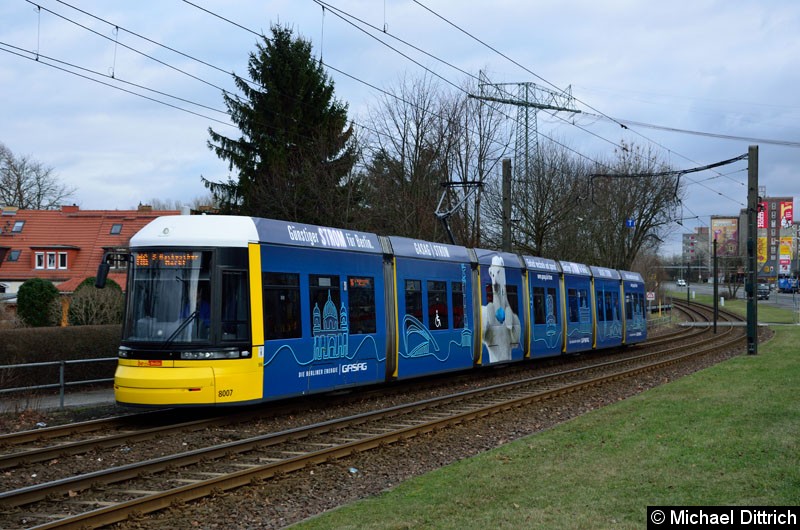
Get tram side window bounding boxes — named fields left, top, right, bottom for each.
left=310, top=274, right=341, bottom=330
left=627, top=293, right=645, bottom=321
left=533, top=287, right=559, bottom=325
left=568, top=288, right=589, bottom=323
left=636, top=293, right=645, bottom=318
left=533, top=287, right=546, bottom=324
left=506, top=285, right=520, bottom=321
left=427, top=280, right=449, bottom=329
left=608, top=291, right=620, bottom=321
left=405, top=280, right=423, bottom=323
left=451, top=281, right=464, bottom=329
left=596, top=289, right=606, bottom=322
left=221, top=271, right=249, bottom=341
left=263, top=272, right=302, bottom=340
left=348, top=276, right=376, bottom=334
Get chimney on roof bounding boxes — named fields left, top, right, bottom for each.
left=61, top=204, right=79, bottom=213
left=138, top=203, right=153, bottom=212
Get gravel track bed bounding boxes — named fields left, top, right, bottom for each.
left=0, top=323, right=688, bottom=492
left=113, top=334, right=756, bottom=530
left=2, top=320, right=760, bottom=529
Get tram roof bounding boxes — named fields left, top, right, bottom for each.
left=130, top=215, right=259, bottom=248
left=389, top=236, right=472, bottom=262
left=590, top=265, right=621, bottom=280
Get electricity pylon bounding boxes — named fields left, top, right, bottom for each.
left=470, top=76, right=580, bottom=183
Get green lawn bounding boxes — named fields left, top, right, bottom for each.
left=294, top=326, right=800, bottom=529
left=665, top=290, right=798, bottom=324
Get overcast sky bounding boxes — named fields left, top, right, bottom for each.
left=2, top=0, right=798, bottom=255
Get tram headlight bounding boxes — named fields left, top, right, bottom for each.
left=180, top=350, right=242, bottom=360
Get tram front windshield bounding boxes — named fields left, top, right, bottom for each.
left=123, top=251, right=212, bottom=344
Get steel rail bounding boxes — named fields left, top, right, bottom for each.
left=2, top=316, right=743, bottom=529
left=28, top=330, right=745, bottom=529
left=0, top=306, right=701, bottom=469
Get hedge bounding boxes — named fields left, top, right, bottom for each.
left=0, top=325, right=121, bottom=390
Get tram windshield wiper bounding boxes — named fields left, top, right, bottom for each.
left=165, top=310, right=198, bottom=347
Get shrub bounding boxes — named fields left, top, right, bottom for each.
left=16, top=278, right=60, bottom=327
left=68, top=277, right=124, bottom=326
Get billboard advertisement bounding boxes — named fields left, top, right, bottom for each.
left=711, top=217, right=738, bottom=257
left=779, top=236, right=793, bottom=274
left=780, top=201, right=793, bottom=229
left=757, top=201, right=768, bottom=229
left=758, top=237, right=768, bottom=265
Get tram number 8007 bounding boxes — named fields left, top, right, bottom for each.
left=218, top=389, right=234, bottom=398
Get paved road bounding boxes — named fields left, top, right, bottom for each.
left=0, top=387, right=116, bottom=414
left=671, top=282, right=800, bottom=312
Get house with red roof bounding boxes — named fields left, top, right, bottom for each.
left=0, top=205, right=179, bottom=299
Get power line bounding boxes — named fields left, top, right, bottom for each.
left=26, top=1, right=228, bottom=94
left=302, top=1, right=611, bottom=170
left=409, top=1, right=743, bottom=193
left=0, top=42, right=234, bottom=127
left=584, top=112, right=800, bottom=148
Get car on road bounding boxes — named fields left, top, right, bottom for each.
left=676, top=279, right=687, bottom=287
left=757, top=283, right=770, bottom=300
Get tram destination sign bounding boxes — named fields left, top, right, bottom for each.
left=135, top=251, right=202, bottom=268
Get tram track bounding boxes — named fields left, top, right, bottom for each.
left=0, top=302, right=700, bottom=471
left=0, top=303, right=745, bottom=529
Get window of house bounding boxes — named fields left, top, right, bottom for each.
left=35, top=252, right=45, bottom=269
left=12, top=221, right=25, bottom=233
left=8, top=250, right=20, bottom=262
left=58, top=252, right=68, bottom=269
left=47, top=252, right=57, bottom=269
left=110, top=224, right=123, bottom=235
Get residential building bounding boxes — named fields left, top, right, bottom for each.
left=0, top=205, right=179, bottom=298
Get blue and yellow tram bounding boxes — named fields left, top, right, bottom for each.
left=99, top=215, right=647, bottom=407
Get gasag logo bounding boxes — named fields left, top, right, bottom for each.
left=341, top=362, right=368, bottom=373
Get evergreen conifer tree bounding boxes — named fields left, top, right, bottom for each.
left=204, top=25, right=358, bottom=226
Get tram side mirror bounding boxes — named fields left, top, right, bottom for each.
left=96, top=251, right=130, bottom=289
left=96, top=262, right=110, bottom=289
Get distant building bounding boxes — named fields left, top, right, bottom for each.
left=0, top=204, right=179, bottom=298
left=702, top=194, right=796, bottom=282
left=682, top=228, right=710, bottom=282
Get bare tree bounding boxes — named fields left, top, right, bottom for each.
left=68, top=281, right=124, bottom=326
left=439, top=78, right=512, bottom=247
left=492, top=139, right=589, bottom=258
left=0, top=142, right=76, bottom=209
left=359, top=74, right=451, bottom=241
left=358, top=74, right=512, bottom=245
left=581, top=142, right=682, bottom=269
left=140, top=194, right=216, bottom=212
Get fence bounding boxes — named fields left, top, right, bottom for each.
left=0, top=357, right=116, bottom=409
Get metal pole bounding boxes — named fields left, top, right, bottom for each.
left=502, top=158, right=512, bottom=252
left=713, top=237, right=718, bottom=334
left=686, top=262, right=691, bottom=306
left=746, top=145, right=758, bottom=355
left=59, top=360, right=65, bottom=409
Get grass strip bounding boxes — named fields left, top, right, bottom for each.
left=295, top=326, right=800, bottom=529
